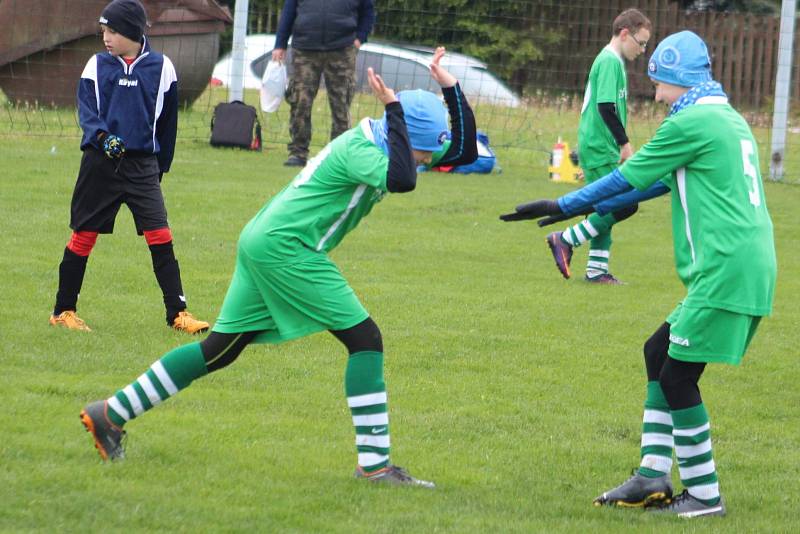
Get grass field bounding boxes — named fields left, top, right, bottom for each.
left=1, top=131, right=798, bottom=532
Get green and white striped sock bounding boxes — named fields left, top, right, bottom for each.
left=561, top=218, right=599, bottom=247
left=106, top=343, right=208, bottom=427
left=639, top=381, right=674, bottom=477
left=672, top=403, right=720, bottom=505
left=345, top=351, right=389, bottom=473
left=560, top=213, right=613, bottom=278
left=561, top=212, right=615, bottom=247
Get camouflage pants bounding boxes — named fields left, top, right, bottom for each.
left=286, top=46, right=357, bottom=159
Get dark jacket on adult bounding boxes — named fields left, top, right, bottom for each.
left=274, top=0, right=376, bottom=51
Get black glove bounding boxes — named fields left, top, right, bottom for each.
left=102, top=134, right=126, bottom=159
left=499, top=199, right=561, bottom=222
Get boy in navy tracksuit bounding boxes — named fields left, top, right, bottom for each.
left=49, top=0, right=208, bottom=334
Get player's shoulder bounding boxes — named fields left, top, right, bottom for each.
left=589, top=48, right=623, bottom=75
left=141, top=47, right=169, bottom=67
left=672, top=101, right=736, bottom=124
left=91, top=52, right=115, bottom=66
left=347, top=120, right=382, bottom=150
left=140, top=48, right=177, bottom=82
left=82, top=52, right=115, bottom=79
left=664, top=103, right=746, bottom=144
left=159, top=53, right=177, bottom=76
left=595, top=47, right=622, bottom=65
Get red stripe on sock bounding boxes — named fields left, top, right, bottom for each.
left=143, top=227, right=173, bottom=245
left=67, top=231, right=98, bottom=256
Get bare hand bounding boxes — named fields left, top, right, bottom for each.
left=368, top=67, right=397, bottom=105
left=272, top=48, right=286, bottom=63
left=619, top=142, right=634, bottom=163
left=429, top=46, right=457, bottom=88
left=354, top=39, right=362, bottom=49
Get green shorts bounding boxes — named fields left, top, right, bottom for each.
left=667, top=304, right=761, bottom=365
left=583, top=163, right=617, bottom=184
left=212, top=241, right=369, bottom=344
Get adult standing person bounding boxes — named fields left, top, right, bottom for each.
left=272, top=0, right=376, bottom=167
left=546, top=9, right=651, bottom=284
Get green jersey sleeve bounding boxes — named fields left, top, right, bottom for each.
left=620, top=118, right=695, bottom=190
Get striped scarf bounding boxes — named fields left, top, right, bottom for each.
left=669, top=81, right=728, bottom=116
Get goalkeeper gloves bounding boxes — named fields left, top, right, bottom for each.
left=102, top=134, right=126, bottom=159
left=499, top=199, right=562, bottom=222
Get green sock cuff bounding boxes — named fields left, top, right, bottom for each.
left=362, top=460, right=390, bottom=474
left=671, top=403, right=709, bottom=429
left=638, top=467, right=666, bottom=479
left=159, top=342, right=208, bottom=390
left=107, top=402, right=126, bottom=427
left=587, top=212, right=616, bottom=234
left=644, top=381, right=670, bottom=410
left=345, top=351, right=384, bottom=397
left=697, top=495, right=721, bottom=506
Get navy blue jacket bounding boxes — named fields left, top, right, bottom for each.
left=275, top=0, right=375, bottom=51
left=77, top=37, right=178, bottom=173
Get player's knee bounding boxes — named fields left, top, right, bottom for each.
left=201, top=331, right=253, bottom=372
left=643, top=323, right=670, bottom=380
left=643, top=334, right=662, bottom=366
left=658, top=358, right=705, bottom=409
left=351, top=318, right=383, bottom=353
left=612, top=203, right=638, bottom=223
left=333, top=317, right=383, bottom=354
left=67, top=231, right=99, bottom=257
left=361, top=320, right=383, bottom=353
left=143, top=227, right=173, bottom=246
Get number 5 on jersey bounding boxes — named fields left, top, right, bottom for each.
left=740, top=139, right=761, bottom=207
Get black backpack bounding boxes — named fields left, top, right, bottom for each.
left=210, top=101, right=262, bottom=151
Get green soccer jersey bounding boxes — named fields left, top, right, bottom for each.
left=244, top=118, right=388, bottom=262
left=620, top=99, right=776, bottom=316
left=578, top=47, right=628, bottom=171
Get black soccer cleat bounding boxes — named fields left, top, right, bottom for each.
left=80, top=400, right=126, bottom=461
left=355, top=464, right=435, bottom=488
left=594, top=469, right=673, bottom=508
left=283, top=156, right=307, bottom=167
left=546, top=232, right=573, bottom=279
left=648, top=489, right=726, bottom=518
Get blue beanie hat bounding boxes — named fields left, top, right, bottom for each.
left=397, top=89, right=448, bottom=152
left=99, top=0, right=147, bottom=43
left=647, top=31, right=712, bottom=87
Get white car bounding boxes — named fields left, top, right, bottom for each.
left=211, top=34, right=521, bottom=107
left=210, top=34, right=279, bottom=90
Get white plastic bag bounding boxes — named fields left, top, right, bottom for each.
left=260, top=60, right=287, bottom=113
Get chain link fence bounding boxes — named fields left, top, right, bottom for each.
left=2, top=0, right=799, bottom=181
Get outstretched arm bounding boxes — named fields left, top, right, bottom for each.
left=499, top=168, right=635, bottom=222
left=535, top=180, right=670, bottom=227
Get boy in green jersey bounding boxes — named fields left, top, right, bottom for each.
left=549, top=9, right=651, bottom=284
left=501, top=31, right=776, bottom=517
left=79, top=47, right=477, bottom=487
